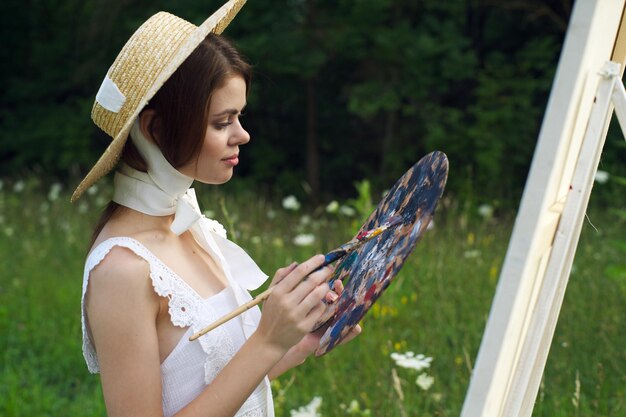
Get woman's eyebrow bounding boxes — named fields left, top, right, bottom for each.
left=211, top=106, right=246, bottom=118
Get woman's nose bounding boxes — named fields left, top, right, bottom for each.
left=232, top=119, right=250, bottom=145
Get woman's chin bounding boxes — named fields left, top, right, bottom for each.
left=197, top=172, right=233, bottom=185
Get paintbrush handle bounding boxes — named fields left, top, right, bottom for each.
left=189, top=287, right=273, bottom=341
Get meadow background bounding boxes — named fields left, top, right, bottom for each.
left=0, top=178, right=624, bottom=417
left=1, top=0, right=625, bottom=416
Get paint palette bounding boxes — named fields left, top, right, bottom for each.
left=315, top=151, right=449, bottom=356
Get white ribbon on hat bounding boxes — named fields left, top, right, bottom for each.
left=113, top=119, right=268, bottom=338
left=95, top=76, right=126, bottom=113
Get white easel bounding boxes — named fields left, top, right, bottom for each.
left=460, top=1, right=626, bottom=416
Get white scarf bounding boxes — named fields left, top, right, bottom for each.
left=112, top=120, right=268, bottom=338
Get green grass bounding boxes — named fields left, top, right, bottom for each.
left=0, top=178, right=624, bottom=416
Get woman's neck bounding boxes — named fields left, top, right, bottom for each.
left=102, top=204, right=177, bottom=242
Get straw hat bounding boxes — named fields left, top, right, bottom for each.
left=71, top=0, right=247, bottom=202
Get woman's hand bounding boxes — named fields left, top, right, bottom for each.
left=254, top=255, right=333, bottom=355
left=267, top=278, right=362, bottom=379
left=297, top=279, right=362, bottom=356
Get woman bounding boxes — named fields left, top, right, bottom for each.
left=72, top=2, right=360, bottom=416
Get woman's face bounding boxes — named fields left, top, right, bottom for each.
left=179, top=75, right=250, bottom=184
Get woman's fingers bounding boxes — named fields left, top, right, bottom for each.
left=324, top=291, right=339, bottom=303
left=314, top=302, right=336, bottom=327
left=271, top=261, right=299, bottom=286
left=345, top=324, right=362, bottom=343
left=323, top=278, right=343, bottom=302
left=332, top=279, right=344, bottom=294
left=288, top=265, right=333, bottom=303
left=300, top=282, right=331, bottom=314
left=274, top=254, right=326, bottom=294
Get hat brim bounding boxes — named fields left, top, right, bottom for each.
left=71, top=0, right=246, bottom=202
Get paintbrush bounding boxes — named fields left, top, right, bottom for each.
left=188, top=215, right=403, bottom=341
left=319, top=214, right=403, bottom=266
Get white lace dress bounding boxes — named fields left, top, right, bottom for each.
left=81, top=237, right=274, bottom=417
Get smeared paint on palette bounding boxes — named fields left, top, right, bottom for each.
left=315, top=151, right=449, bottom=356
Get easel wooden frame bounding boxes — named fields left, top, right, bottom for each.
left=460, top=1, right=626, bottom=416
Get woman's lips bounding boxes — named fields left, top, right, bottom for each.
left=222, top=154, right=239, bottom=166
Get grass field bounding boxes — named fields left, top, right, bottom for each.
left=0, top=178, right=624, bottom=416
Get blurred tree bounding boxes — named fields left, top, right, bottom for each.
left=0, top=0, right=592, bottom=208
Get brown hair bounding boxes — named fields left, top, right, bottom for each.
left=89, top=33, right=252, bottom=248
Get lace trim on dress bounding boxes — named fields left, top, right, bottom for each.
left=82, top=237, right=232, bottom=382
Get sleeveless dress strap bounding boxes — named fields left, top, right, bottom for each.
left=81, top=236, right=204, bottom=373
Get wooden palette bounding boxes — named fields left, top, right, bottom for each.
left=315, top=151, right=449, bottom=356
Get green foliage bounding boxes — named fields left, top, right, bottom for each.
left=0, top=0, right=595, bottom=206
left=347, top=179, right=374, bottom=226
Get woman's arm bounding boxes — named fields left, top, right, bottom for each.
left=86, top=247, right=165, bottom=417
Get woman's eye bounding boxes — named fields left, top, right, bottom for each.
left=214, top=121, right=232, bottom=130
left=212, top=112, right=243, bottom=130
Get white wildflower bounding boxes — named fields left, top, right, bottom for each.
left=325, top=200, right=339, bottom=213
left=290, top=396, right=322, bottom=417
left=13, top=180, right=25, bottom=193
left=282, top=195, right=301, bottom=211
left=78, top=201, right=89, bottom=214
left=339, top=205, right=356, bottom=217
left=348, top=400, right=360, bottom=413
left=293, top=233, right=315, bottom=247
left=463, top=249, right=481, bottom=259
left=416, top=373, right=434, bottom=391
left=299, top=214, right=312, bottom=226
left=96, top=195, right=108, bottom=207
left=87, top=184, right=99, bottom=195
left=48, top=183, right=62, bottom=202
left=203, top=209, right=216, bottom=218
left=250, top=236, right=261, bottom=245
left=477, top=203, right=493, bottom=219
left=390, top=351, right=432, bottom=372
left=594, top=170, right=609, bottom=184
left=431, top=392, right=443, bottom=402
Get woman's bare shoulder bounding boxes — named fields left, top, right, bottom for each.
left=90, top=244, right=149, bottom=279
left=87, top=245, right=156, bottom=303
